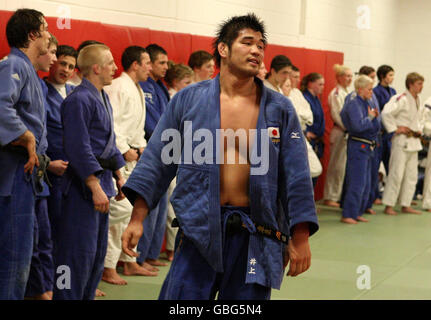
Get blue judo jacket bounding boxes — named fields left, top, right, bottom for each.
left=123, top=75, right=319, bottom=289
left=373, top=84, right=396, bottom=111
left=61, top=78, right=125, bottom=198
left=341, top=93, right=381, bottom=141
left=0, top=48, right=46, bottom=196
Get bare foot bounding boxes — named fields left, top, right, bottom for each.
left=31, top=292, right=52, bottom=300
left=356, top=216, right=369, bottom=222
left=384, top=206, right=398, bottom=216
left=425, top=209, right=431, bottom=213
left=123, top=262, right=158, bottom=276
left=141, top=261, right=159, bottom=272
left=365, top=208, right=376, bottom=215
left=401, top=206, right=422, bottom=215
left=324, top=200, right=340, bottom=208
left=341, top=217, right=358, bottom=224
left=166, top=250, right=174, bottom=262
left=373, top=198, right=383, bottom=205
left=95, top=289, right=106, bottom=298
left=146, top=258, right=168, bottom=267
left=102, top=268, right=127, bottom=285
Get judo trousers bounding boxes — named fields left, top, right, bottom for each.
left=0, top=163, right=35, bottom=300
left=324, top=127, right=347, bottom=202
left=342, top=140, right=373, bottom=219
left=25, top=196, right=54, bottom=297
left=137, top=192, right=168, bottom=264
left=52, top=183, right=108, bottom=300
left=366, top=134, right=383, bottom=209
left=158, top=206, right=271, bottom=300
left=46, top=173, right=64, bottom=249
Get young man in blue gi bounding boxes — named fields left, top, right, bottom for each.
left=373, top=65, right=396, bottom=176
left=52, top=44, right=126, bottom=300
left=122, top=13, right=319, bottom=300
left=44, top=45, right=77, bottom=246
left=0, top=8, right=51, bottom=300
left=137, top=44, right=170, bottom=271
left=340, top=75, right=381, bottom=224
left=25, top=33, right=58, bottom=301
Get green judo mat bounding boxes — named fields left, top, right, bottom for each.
left=97, top=201, right=431, bottom=300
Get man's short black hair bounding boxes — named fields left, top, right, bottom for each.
left=188, top=50, right=213, bottom=69
left=146, top=44, right=167, bottom=63
left=6, top=8, right=45, bottom=49
left=213, top=13, right=267, bottom=67
left=270, top=55, right=292, bottom=72
left=121, top=46, right=147, bottom=71
left=56, top=45, right=78, bottom=60
left=77, top=40, right=104, bottom=54
left=377, top=65, right=394, bottom=82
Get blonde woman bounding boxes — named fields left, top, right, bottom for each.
left=323, top=64, right=353, bottom=207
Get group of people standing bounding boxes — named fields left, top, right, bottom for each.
left=261, top=54, right=431, bottom=224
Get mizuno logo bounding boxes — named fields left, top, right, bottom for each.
left=12, top=73, right=20, bottom=81
left=291, top=132, right=300, bottom=139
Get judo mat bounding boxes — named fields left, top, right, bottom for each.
left=97, top=201, right=431, bottom=300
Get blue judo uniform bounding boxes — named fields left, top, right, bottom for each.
left=52, top=78, right=125, bottom=300
left=25, top=79, right=55, bottom=298
left=123, top=76, right=319, bottom=299
left=373, top=84, right=396, bottom=174
left=340, top=93, right=381, bottom=220
left=138, top=77, right=170, bottom=265
left=44, top=81, right=75, bottom=245
left=303, top=89, right=325, bottom=186
left=0, top=48, right=46, bottom=299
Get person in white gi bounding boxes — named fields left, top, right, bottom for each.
left=381, top=72, right=425, bottom=215
left=284, top=65, right=322, bottom=178
left=102, top=46, right=156, bottom=285
left=420, top=97, right=431, bottom=212
left=323, top=64, right=353, bottom=207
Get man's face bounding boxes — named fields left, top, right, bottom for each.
left=150, top=53, right=168, bottom=80
left=274, top=66, right=291, bottom=87
left=383, top=71, right=395, bottom=85
left=289, top=71, right=300, bottom=89
left=49, top=55, right=76, bottom=85
left=136, top=52, right=152, bottom=82
left=37, top=43, right=57, bottom=72
left=195, top=59, right=215, bottom=81
left=410, top=80, right=424, bottom=95
left=223, top=28, right=265, bottom=77
left=35, top=18, right=50, bottom=55
left=100, top=50, right=118, bottom=86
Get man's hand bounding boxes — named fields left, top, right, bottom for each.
left=284, top=223, right=311, bottom=277
left=47, top=160, right=69, bottom=176
left=11, top=130, right=39, bottom=174
left=122, top=196, right=149, bottom=257
left=121, top=220, right=143, bottom=258
left=123, top=148, right=139, bottom=162
left=85, top=175, right=109, bottom=213
left=114, top=170, right=126, bottom=201
left=395, top=126, right=411, bottom=135
left=367, top=106, right=379, bottom=118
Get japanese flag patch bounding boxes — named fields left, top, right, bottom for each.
left=268, top=127, right=280, bottom=143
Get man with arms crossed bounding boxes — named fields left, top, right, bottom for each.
left=122, top=14, right=318, bottom=300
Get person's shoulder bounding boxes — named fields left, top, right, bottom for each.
left=396, top=92, right=407, bottom=102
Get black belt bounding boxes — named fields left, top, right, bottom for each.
left=1, top=145, right=52, bottom=189
left=96, top=156, right=119, bottom=179
left=172, top=216, right=290, bottom=245
left=349, top=136, right=376, bottom=150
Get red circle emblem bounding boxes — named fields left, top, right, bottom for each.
left=361, top=144, right=365, bottom=149
left=272, top=129, right=277, bottom=136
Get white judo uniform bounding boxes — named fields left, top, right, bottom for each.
left=324, top=85, right=349, bottom=202
left=288, top=88, right=322, bottom=178
left=104, top=72, right=147, bottom=268
left=382, top=91, right=423, bottom=207
left=420, top=97, right=431, bottom=209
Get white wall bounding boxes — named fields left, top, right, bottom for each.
left=2, top=0, right=431, bottom=98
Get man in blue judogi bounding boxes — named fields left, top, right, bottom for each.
left=137, top=44, right=170, bottom=270
left=0, top=9, right=51, bottom=300
left=44, top=45, right=77, bottom=246
left=52, top=44, right=125, bottom=300
left=340, top=75, right=381, bottom=224
left=122, top=14, right=319, bottom=300
left=373, top=65, right=396, bottom=175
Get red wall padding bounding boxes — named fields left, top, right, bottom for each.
left=0, top=10, right=343, bottom=200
